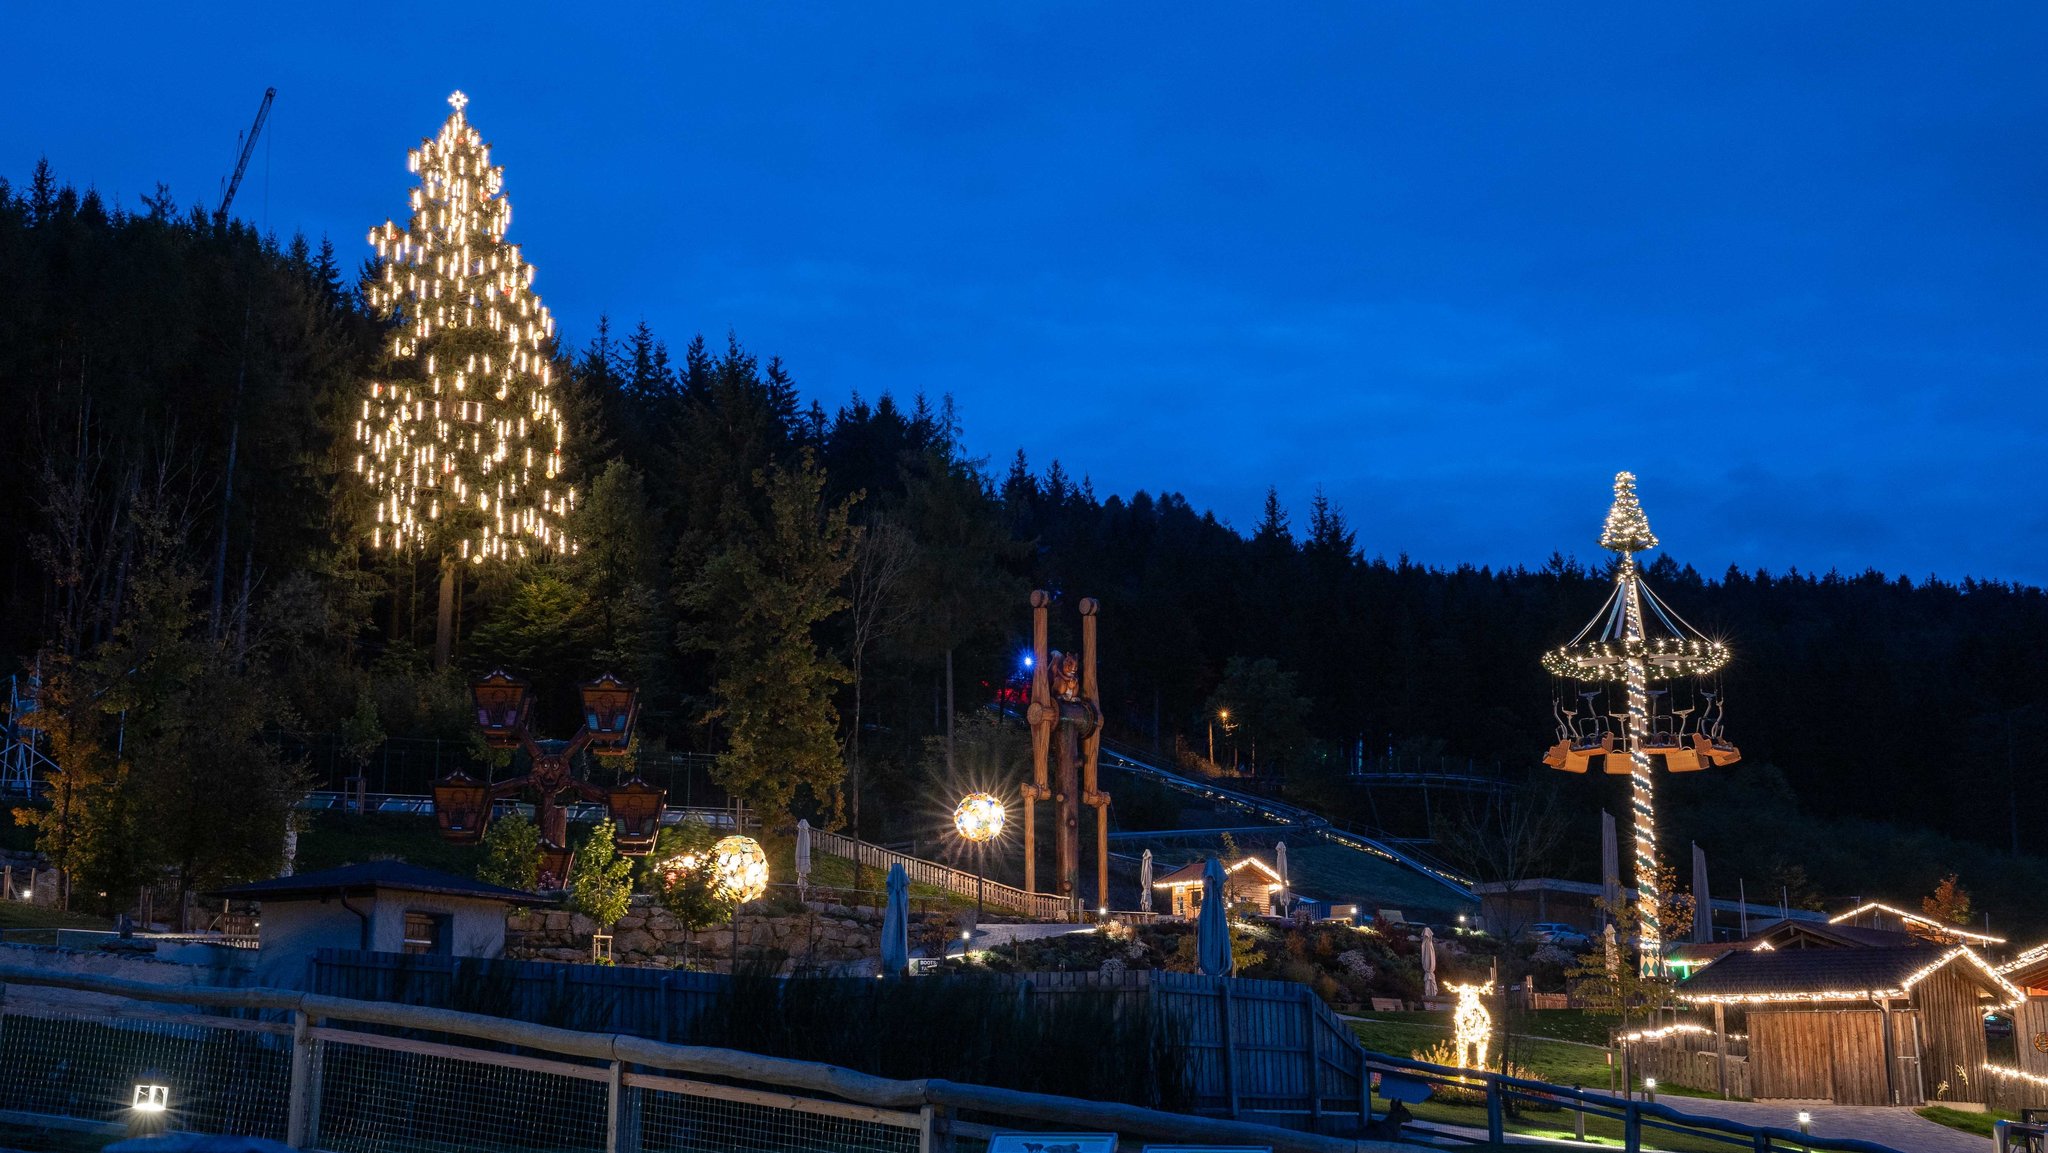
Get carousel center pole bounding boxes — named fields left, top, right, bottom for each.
left=1618, top=555, right=1662, bottom=968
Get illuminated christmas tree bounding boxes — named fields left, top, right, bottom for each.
left=1598, top=470, right=1657, bottom=555
left=355, top=91, right=574, bottom=665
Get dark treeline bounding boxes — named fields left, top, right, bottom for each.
left=3, top=163, right=2044, bottom=926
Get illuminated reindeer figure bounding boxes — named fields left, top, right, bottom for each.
left=1445, top=981, right=1495, bottom=1071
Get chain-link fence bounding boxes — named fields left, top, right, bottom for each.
left=0, top=965, right=1919, bottom=1153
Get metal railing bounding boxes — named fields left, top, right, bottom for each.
left=1354, top=1048, right=1911, bottom=1152
left=0, top=929, right=258, bottom=951
left=1097, top=740, right=1476, bottom=898
left=808, top=828, right=1074, bottom=921
left=0, top=965, right=1387, bottom=1153
left=1997, top=1118, right=2048, bottom=1153
left=298, top=791, right=756, bottom=832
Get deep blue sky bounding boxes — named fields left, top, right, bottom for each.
left=10, top=5, right=2047, bottom=584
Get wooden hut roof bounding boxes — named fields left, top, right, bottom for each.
left=1998, top=942, right=2048, bottom=989
left=1676, top=944, right=2022, bottom=1008
left=1827, top=901, right=2005, bottom=946
left=1750, top=918, right=1919, bottom=950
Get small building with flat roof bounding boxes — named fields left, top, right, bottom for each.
left=215, top=861, right=540, bottom=988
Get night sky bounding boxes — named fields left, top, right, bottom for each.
left=10, top=4, right=2046, bottom=583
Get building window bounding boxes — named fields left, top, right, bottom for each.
left=403, top=912, right=450, bottom=955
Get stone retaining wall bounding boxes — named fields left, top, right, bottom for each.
left=506, top=896, right=888, bottom=968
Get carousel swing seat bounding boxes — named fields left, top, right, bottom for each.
left=1565, top=732, right=1613, bottom=774
left=1694, top=732, right=1741, bottom=767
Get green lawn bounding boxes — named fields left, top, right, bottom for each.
left=294, top=810, right=485, bottom=874
left=0, top=903, right=110, bottom=932
left=1350, top=1010, right=1628, bottom=1089
left=1916, top=1105, right=2018, bottom=1137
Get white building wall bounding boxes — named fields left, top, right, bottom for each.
left=251, top=892, right=507, bottom=989
left=252, top=899, right=368, bottom=988
left=364, top=894, right=508, bottom=957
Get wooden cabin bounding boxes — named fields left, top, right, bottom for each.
left=1677, top=944, right=2024, bottom=1105
left=1150, top=855, right=1284, bottom=919
left=1998, top=945, right=2048, bottom=1097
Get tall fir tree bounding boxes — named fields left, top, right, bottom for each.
left=355, top=91, right=575, bottom=667
left=678, top=453, right=856, bottom=825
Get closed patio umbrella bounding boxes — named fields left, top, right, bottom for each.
left=881, top=862, right=910, bottom=977
left=1275, top=841, right=1290, bottom=916
left=1139, top=849, right=1153, bottom=913
left=1422, top=925, right=1439, bottom=998
left=1197, top=857, right=1233, bottom=977
left=795, top=819, right=812, bottom=900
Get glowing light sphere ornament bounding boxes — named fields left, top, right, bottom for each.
left=953, top=792, right=1006, bottom=844
left=710, top=836, right=769, bottom=904
left=355, top=90, right=575, bottom=565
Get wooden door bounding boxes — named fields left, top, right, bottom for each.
left=1828, top=1012, right=1890, bottom=1105
left=1891, top=1009, right=1925, bottom=1107
left=1751, top=1012, right=1833, bottom=1099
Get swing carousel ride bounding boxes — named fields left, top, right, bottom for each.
left=1541, top=472, right=1740, bottom=970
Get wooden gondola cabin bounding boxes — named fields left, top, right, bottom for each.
left=1151, top=855, right=1285, bottom=919
left=1676, top=945, right=2024, bottom=1105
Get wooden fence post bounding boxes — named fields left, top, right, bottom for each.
left=1486, top=1076, right=1505, bottom=1144
left=659, top=975, right=673, bottom=1044
left=1219, top=979, right=1239, bottom=1118
left=1302, top=989, right=1322, bottom=1128
left=285, top=1010, right=313, bottom=1148
left=1715, top=1002, right=1729, bottom=1099
left=1623, top=1099, right=1641, bottom=1150
left=605, top=1061, right=623, bottom=1153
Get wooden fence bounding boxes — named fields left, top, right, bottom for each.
left=308, top=950, right=1371, bottom=1129
left=809, top=827, right=1075, bottom=921
left=1632, top=1042, right=1752, bottom=1101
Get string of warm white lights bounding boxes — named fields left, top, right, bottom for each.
left=1826, top=901, right=2005, bottom=945
left=1620, top=555, right=1661, bottom=962
left=2000, top=941, right=2048, bottom=974
left=1982, top=1063, right=2048, bottom=1090
left=1680, top=946, right=2024, bottom=1010
left=1446, top=981, right=1494, bottom=1071
left=1601, top=472, right=1658, bottom=554
left=356, top=90, right=574, bottom=564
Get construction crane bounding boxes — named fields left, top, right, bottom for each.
left=216, top=87, right=277, bottom=222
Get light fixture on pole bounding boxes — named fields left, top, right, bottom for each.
left=953, top=792, right=1006, bottom=921
left=709, top=835, right=768, bottom=975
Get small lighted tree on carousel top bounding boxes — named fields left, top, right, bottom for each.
left=432, top=670, right=664, bottom=890
left=1541, top=472, right=1740, bottom=973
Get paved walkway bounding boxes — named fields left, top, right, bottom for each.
left=1633, top=1094, right=1989, bottom=1152
left=1408, top=1095, right=1985, bottom=1152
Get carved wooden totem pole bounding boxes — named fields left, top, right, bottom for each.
left=1023, top=590, right=1110, bottom=914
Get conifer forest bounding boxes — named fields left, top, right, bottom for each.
left=2, top=158, right=2045, bottom=929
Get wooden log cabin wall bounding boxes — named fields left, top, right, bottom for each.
left=1675, top=945, right=2021, bottom=1107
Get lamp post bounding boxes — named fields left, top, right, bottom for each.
left=953, top=792, right=1006, bottom=922
left=711, top=835, right=767, bottom=974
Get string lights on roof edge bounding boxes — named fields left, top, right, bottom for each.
left=354, top=90, right=576, bottom=565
